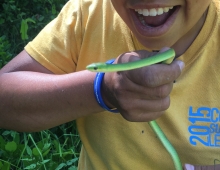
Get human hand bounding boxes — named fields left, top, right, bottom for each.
left=183, top=164, right=220, bottom=170
left=102, top=48, right=184, bottom=122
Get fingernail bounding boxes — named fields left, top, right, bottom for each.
left=177, top=60, right=185, bottom=71
left=184, top=164, right=195, bottom=170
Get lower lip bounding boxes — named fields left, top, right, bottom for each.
left=130, top=6, right=180, bottom=37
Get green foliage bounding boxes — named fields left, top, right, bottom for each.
left=0, top=35, right=13, bottom=68
left=0, top=0, right=82, bottom=169
left=0, top=123, right=81, bottom=170
left=20, top=18, right=36, bottom=40
left=0, top=0, right=68, bottom=66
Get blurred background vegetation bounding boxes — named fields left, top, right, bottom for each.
left=0, top=0, right=82, bottom=169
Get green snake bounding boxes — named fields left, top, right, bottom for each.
left=86, top=49, right=182, bottom=170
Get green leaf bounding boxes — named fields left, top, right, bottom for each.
left=42, top=143, right=51, bottom=151
left=10, top=131, right=16, bottom=138
left=25, top=18, right=35, bottom=24
left=0, top=19, right=5, bottom=24
left=5, top=141, right=17, bottom=152
left=68, top=166, right=77, bottom=170
left=66, top=158, right=78, bottom=166
left=37, top=15, right=44, bottom=22
left=32, top=147, right=41, bottom=156
left=20, top=19, right=28, bottom=40
left=20, top=18, right=35, bottom=40
left=10, top=5, right=16, bottom=10
left=1, top=162, right=10, bottom=170
left=26, top=145, right=32, bottom=157
left=0, top=136, right=6, bottom=149
left=55, top=163, right=66, bottom=170
left=24, top=164, right=36, bottom=170
left=2, top=130, right=11, bottom=136
left=53, top=140, right=59, bottom=152
left=21, top=158, right=34, bottom=162
left=40, top=159, right=50, bottom=165
left=52, top=4, right=56, bottom=15
left=42, top=148, right=50, bottom=157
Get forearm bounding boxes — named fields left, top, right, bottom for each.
left=0, top=70, right=103, bottom=132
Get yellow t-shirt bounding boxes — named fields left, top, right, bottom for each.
left=25, top=0, right=220, bottom=169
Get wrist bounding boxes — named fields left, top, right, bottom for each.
left=101, top=79, right=117, bottom=111
left=93, top=59, right=119, bottom=113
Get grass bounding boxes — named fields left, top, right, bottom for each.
left=0, top=1, right=82, bottom=169
left=0, top=123, right=81, bottom=170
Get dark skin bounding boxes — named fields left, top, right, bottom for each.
left=103, top=48, right=183, bottom=121
left=0, top=0, right=209, bottom=132
left=0, top=48, right=182, bottom=132
left=0, top=51, right=102, bottom=131
left=110, top=0, right=211, bottom=56
left=0, top=0, right=214, bottom=169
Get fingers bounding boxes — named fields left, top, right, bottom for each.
left=127, top=60, right=184, bottom=87
left=115, top=74, right=173, bottom=100
left=116, top=90, right=171, bottom=112
left=183, top=164, right=195, bottom=170
left=117, top=96, right=170, bottom=122
left=158, top=47, right=172, bottom=53
left=102, top=48, right=184, bottom=122
left=183, top=164, right=220, bottom=170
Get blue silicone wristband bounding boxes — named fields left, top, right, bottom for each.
left=94, top=59, right=119, bottom=113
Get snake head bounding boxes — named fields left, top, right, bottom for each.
left=86, top=63, right=106, bottom=72
left=86, top=63, right=98, bottom=71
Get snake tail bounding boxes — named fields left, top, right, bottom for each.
left=148, top=121, right=182, bottom=170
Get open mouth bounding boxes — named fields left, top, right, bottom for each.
left=134, top=6, right=179, bottom=27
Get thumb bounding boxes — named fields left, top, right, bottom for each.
left=183, top=163, right=220, bottom=170
left=158, top=47, right=172, bottom=53
left=159, top=47, right=185, bottom=72
left=183, top=164, right=195, bottom=170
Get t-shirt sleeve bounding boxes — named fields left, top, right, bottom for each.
left=25, top=0, right=82, bottom=74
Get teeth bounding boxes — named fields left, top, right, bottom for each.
left=135, top=7, right=174, bottom=17
left=143, top=9, right=149, bottom=16
left=137, top=9, right=143, bottom=14
left=157, top=8, right=164, bottom=15
left=163, top=7, right=169, bottom=12
left=149, top=8, right=157, bottom=16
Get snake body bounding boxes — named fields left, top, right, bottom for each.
left=86, top=49, right=182, bottom=170
left=86, top=49, right=175, bottom=72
